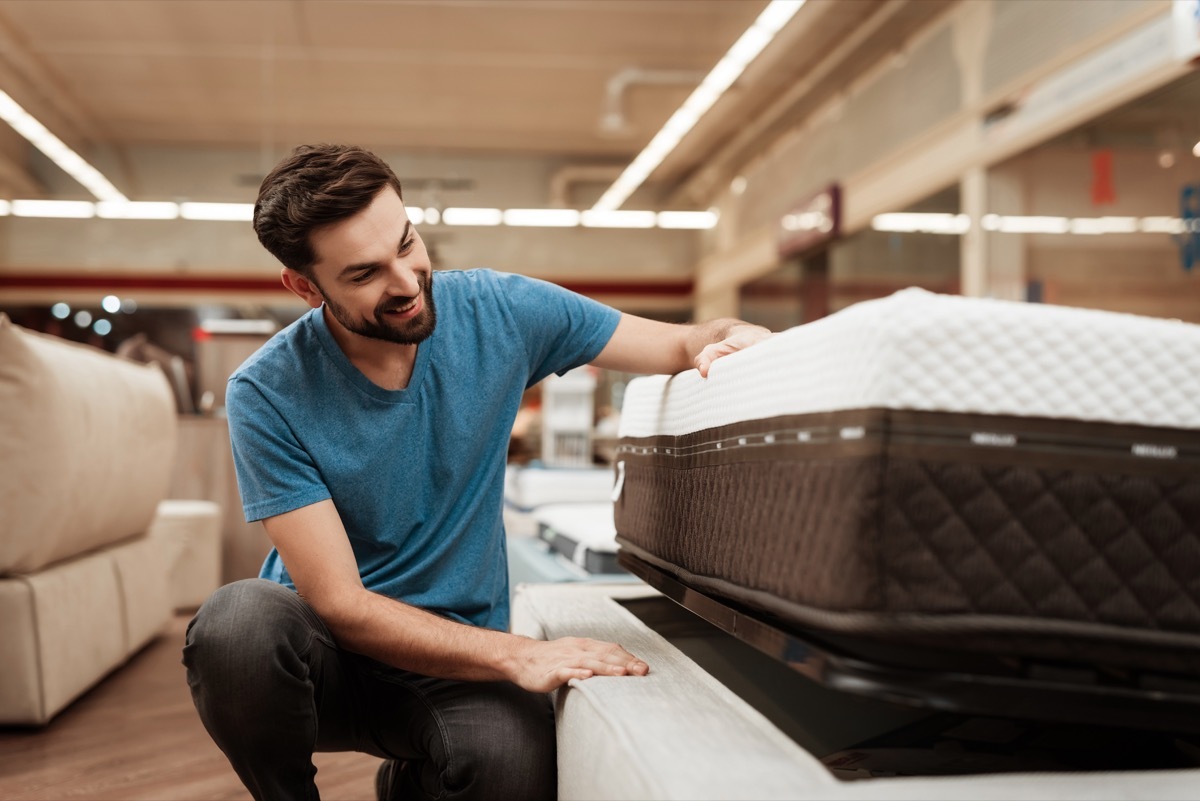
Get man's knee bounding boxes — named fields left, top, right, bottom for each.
left=184, top=579, right=318, bottom=685
left=447, top=686, right=556, bottom=800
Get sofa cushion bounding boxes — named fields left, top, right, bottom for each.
left=148, top=499, right=222, bottom=609
left=0, top=544, right=129, bottom=724
left=0, top=314, right=177, bottom=573
left=0, top=534, right=172, bottom=725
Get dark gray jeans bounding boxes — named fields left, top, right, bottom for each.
left=183, top=579, right=556, bottom=801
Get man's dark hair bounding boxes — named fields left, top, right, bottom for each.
left=253, top=144, right=404, bottom=278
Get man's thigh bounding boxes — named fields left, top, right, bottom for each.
left=352, top=664, right=556, bottom=800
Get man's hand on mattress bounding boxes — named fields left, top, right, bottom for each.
left=693, top=323, right=772, bottom=378
left=506, top=635, right=649, bottom=692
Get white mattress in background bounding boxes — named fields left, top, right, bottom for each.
left=619, top=289, right=1200, bottom=438
left=503, top=466, right=616, bottom=512
left=534, top=503, right=618, bottom=554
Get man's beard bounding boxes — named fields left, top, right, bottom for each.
left=322, top=272, right=437, bottom=345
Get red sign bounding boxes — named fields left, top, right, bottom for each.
left=1091, top=150, right=1117, bottom=206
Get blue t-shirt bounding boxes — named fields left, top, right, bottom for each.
left=226, top=268, right=621, bottom=631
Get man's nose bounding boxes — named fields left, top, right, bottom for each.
left=385, top=259, right=421, bottom=297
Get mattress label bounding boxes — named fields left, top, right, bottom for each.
left=1132, top=443, right=1178, bottom=460
left=971, top=432, right=1018, bottom=447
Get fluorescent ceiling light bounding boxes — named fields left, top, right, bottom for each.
left=996, top=215, right=1069, bottom=234
left=871, top=213, right=1170, bottom=236
left=592, top=0, right=806, bottom=212
left=503, top=209, right=581, bottom=227
left=179, top=202, right=254, bottom=221
left=581, top=210, right=657, bottom=228
left=1069, top=216, right=1138, bottom=235
left=0, top=90, right=126, bottom=202
left=200, top=319, right=278, bottom=336
left=1140, top=216, right=1185, bottom=234
left=657, top=210, right=719, bottom=229
left=441, top=207, right=503, bottom=226
left=0, top=198, right=724, bottom=228
left=872, top=213, right=969, bottom=234
left=96, top=201, right=180, bottom=220
left=12, top=199, right=95, bottom=218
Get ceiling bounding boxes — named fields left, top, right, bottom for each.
left=1070, top=68, right=1200, bottom=153
left=0, top=0, right=953, bottom=207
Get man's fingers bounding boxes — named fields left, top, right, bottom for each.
left=566, top=643, right=648, bottom=675
left=695, top=326, right=774, bottom=377
left=557, top=667, right=593, bottom=683
left=694, top=341, right=737, bottom=377
left=519, top=637, right=650, bottom=691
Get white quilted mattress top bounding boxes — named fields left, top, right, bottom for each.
left=619, top=289, right=1200, bottom=438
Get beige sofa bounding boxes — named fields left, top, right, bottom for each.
left=0, top=314, right=218, bottom=725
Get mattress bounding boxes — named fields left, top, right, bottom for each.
left=534, top=503, right=622, bottom=575
left=506, top=503, right=636, bottom=602
left=502, top=465, right=615, bottom=537
left=613, top=289, right=1200, bottom=674
left=504, top=466, right=616, bottom=511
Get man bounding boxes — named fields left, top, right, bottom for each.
left=183, top=144, right=770, bottom=801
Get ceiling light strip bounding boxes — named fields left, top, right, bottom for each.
left=179, top=202, right=255, bottom=221
left=590, top=0, right=807, bottom=213
left=3, top=203, right=1187, bottom=236
left=871, top=213, right=1192, bottom=235
left=0, top=90, right=127, bottom=202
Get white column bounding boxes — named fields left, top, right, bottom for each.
left=986, top=165, right=1027, bottom=301
left=954, top=0, right=992, bottom=299
left=960, top=166, right=987, bottom=298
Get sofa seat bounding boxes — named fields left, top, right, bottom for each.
left=0, top=535, right=169, bottom=725
left=149, top=499, right=222, bottom=610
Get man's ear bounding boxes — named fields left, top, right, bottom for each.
left=281, top=268, right=324, bottom=309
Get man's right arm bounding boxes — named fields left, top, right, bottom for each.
left=262, top=500, right=648, bottom=691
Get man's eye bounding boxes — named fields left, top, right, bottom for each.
left=351, top=270, right=375, bottom=284
left=399, top=238, right=415, bottom=254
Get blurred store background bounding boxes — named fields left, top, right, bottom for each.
left=0, top=0, right=1197, bottom=578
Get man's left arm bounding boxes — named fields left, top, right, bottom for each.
left=591, top=313, right=772, bottom=377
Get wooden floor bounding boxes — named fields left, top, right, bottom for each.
left=0, top=614, right=382, bottom=801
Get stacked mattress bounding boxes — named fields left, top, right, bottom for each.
left=534, top=503, right=622, bottom=575
left=614, top=289, right=1200, bottom=673
left=502, top=465, right=615, bottom=537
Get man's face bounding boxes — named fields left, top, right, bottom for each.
left=306, top=187, right=436, bottom=346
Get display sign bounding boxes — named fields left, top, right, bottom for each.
left=778, top=184, right=840, bottom=258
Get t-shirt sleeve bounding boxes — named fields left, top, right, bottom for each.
left=226, top=376, right=332, bottom=523
left=493, top=271, right=622, bottom=387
